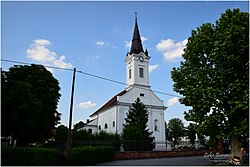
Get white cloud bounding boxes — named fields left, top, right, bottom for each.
left=156, top=38, right=187, bottom=62
left=77, top=101, right=96, bottom=109
left=96, top=40, right=117, bottom=48
left=86, top=55, right=100, bottom=64
left=34, top=39, right=51, bottom=46
left=53, top=55, right=72, bottom=69
left=167, top=97, right=179, bottom=106
left=149, top=64, right=159, bottom=74
left=124, top=41, right=131, bottom=50
left=96, top=40, right=106, bottom=46
left=141, top=37, right=148, bottom=44
left=26, top=39, right=72, bottom=70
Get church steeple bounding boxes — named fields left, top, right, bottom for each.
left=125, top=14, right=150, bottom=90
left=130, top=18, right=144, bottom=54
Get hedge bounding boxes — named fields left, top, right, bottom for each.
left=1, top=146, right=115, bottom=166
left=68, top=146, right=115, bottom=165
left=1, top=147, right=60, bottom=166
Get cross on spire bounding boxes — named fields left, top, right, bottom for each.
left=134, top=11, right=138, bottom=19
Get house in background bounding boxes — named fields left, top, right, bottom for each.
left=79, top=17, right=167, bottom=150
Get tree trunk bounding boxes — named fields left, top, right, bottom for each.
left=231, top=135, right=241, bottom=157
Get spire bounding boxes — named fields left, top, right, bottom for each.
left=130, top=16, right=144, bottom=54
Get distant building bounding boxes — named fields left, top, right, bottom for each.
left=79, top=17, right=167, bottom=150
left=178, top=136, right=191, bottom=147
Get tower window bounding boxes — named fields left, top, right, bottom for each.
left=98, top=125, right=101, bottom=130
left=129, top=69, right=131, bottom=79
left=113, top=121, right=115, bottom=127
left=139, top=68, right=144, bottom=78
left=140, top=93, right=144, bottom=97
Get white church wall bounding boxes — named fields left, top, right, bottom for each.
left=78, top=119, right=98, bottom=134
left=120, top=87, right=164, bottom=107
left=97, top=106, right=117, bottom=133
left=117, top=106, right=129, bottom=134
left=151, top=110, right=166, bottom=142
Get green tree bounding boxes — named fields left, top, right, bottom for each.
left=121, top=98, right=155, bottom=151
left=171, top=9, right=248, bottom=157
left=167, top=118, right=185, bottom=147
left=2, top=64, right=61, bottom=146
left=186, top=123, right=206, bottom=146
left=55, top=125, right=68, bottom=142
left=165, top=122, right=173, bottom=142
left=73, top=121, right=85, bottom=130
left=187, top=123, right=197, bottom=145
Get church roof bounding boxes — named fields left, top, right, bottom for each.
left=90, top=90, right=127, bottom=117
left=130, top=18, right=144, bottom=54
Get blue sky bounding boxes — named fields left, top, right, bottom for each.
left=2, top=1, right=249, bottom=127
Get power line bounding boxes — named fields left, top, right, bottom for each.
left=77, top=70, right=127, bottom=86
left=1, top=58, right=181, bottom=98
left=1, top=59, right=74, bottom=72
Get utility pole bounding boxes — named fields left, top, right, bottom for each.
left=67, top=68, right=76, bottom=150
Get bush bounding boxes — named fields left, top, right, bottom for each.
left=121, top=125, right=155, bottom=151
left=1, top=147, right=60, bottom=166
left=68, top=146, right=115, bottom=165
left=71, top=130, right=121, bottom=151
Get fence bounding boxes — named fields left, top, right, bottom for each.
left=70, top=140, right=173, bottom=151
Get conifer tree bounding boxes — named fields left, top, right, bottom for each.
left=121, top=98, right=155, bottom=151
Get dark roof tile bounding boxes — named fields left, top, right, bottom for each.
left=90, top=90, right=126, bottom=117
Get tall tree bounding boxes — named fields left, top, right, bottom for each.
left=187, top=123, right=206, bottom=146
left=171, top=9, right=248, bottom=157
left=167, top=118, right=185, bottom=147
left=186, top=123, right=197, bottom=145
left=2, top=64, right=61, bottom=146
left=121, top=98, right=155, bottom=151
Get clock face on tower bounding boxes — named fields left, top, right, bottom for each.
left=139, top=56, right=144, bottom=62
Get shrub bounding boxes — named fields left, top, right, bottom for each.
left=68, top=146, right=115, bottom=165
left=71, top=130, right=121, bottom=151
left=1, top=147, right=60, bottom=166
left=121, top=125, right=155, bottom=151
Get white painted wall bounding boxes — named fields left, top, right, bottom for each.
left=78, top=119, right=98, bottom=134
left=125, top=52, right=150, bottom=88
left=97, top=106, right=117, bottom=133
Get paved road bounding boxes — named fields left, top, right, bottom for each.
left=97, top=156, right=210, bottom=166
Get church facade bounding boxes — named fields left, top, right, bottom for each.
left=80, top=18, right=167, bottom=150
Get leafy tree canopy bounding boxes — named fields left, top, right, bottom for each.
left=167, top=118, right=185, bottom=146
left=186, top=123, right=205, bottom=146
left=171, top=9, right=249, bottom=156
left=2, top=64, right=61, bottom=146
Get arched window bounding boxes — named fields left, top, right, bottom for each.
left=154, top=119, right=159, bottom=131
left=104, top=123, right=108, bottom=129
left=112, top=121, right=115, bottom=127
left=98, top=125, right=101, bottom=130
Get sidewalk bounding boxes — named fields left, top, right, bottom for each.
left=97, top=156, right=210, bottom=166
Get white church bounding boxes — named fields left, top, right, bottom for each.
left=80, top=17, right=167, bottom=150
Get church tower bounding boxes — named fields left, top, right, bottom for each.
left=84, top=15, right=167, bottom=151
left=125, top=18, right=150, bottom=90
